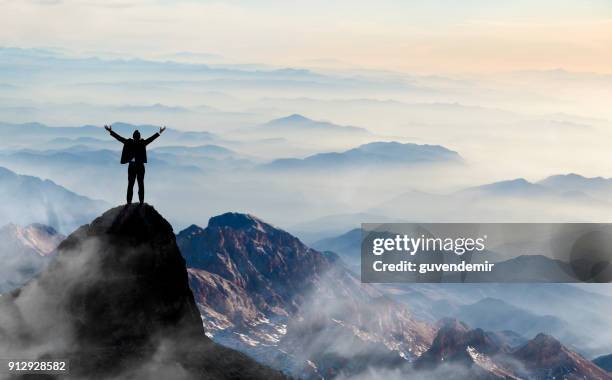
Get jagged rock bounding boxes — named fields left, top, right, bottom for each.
left=178, top=212, right=435, bottom=378
left=0, top=204, right=285, bottom=380
left=514, top=333, right=611, bottom=380
left=415, top=319, right=611, bottom=380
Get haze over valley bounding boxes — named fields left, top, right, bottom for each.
left=3, top=1, right=612, bottom=377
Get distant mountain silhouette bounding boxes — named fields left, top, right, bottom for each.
left=368, top=175, right=611, bottom=223
left=594, top=354, right=612, bottom=372
left=46, top=136, right=114, bottom=149
left=400, top=282, right=612, bottom=358
left=258, top=114, right=370, bottom=135
left=0, top=144, right=253, bottom=185
left=458, top=177, right=609, bottom=204
left=311, top=228, right=361, bottom=268
left=459, top=178, right=550, bottom=197
left=0, top=205, right=285, bottom=379
left=465, top=254, right=576, bottom=282
left=291, top=212, right=398, bottom=243
left=444, top=298, right=571, bottom=343
left=415, top=319, right=611, bottom=379
left=538, top=173, right=612, bottom=197
left=262, top=141, right=462, bottom=171
left=177, top=212, right=434, bottom=378
left=0, top=121, right=217, bottom=147
left=0, top=166, right=107, bottom=232
left=152, top=144, right=237, bottom=158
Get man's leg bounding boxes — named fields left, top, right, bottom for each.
left=127, top=163, right=136, bottom=204
left=136, top=164, right=146, bottom=204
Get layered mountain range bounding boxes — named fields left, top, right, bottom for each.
left=415, top=319, right=611, bottom=380
left=262, top=141, right=462, bottom=170
left=176, top=212, right=610, bottom=379
left=0, top=166, right=107, bottom=233
left=0, top=205, right=609, bottom=379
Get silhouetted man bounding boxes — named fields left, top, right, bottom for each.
left=105, top=124, right=166, bottom=204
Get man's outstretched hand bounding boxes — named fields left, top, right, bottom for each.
left=104, top=125, right=112, bottom=133
left=160, top=126, right=166, bottom=134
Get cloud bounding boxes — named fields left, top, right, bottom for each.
left=2, top=0, right=612, bottom=73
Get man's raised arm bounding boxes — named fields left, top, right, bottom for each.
left=105, top=125, right=127, bottom=143
left=144, top=126, right=166, bottom=145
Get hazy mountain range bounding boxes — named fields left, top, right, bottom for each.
left=0, top=121, right=217, bottom=149
left=0, top=202, right=610, bottom=378
left=294, top=173, right=612, bottom=239
left=415, top=319, right=610, bottom=380
left=0, top=166, right=107, bottom=233
left=253, top=114, right=371, bottom=136
left=262, top=141, right=462, bottom=171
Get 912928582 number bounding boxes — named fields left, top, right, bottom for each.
left=2, top=359, right=69, bottom=374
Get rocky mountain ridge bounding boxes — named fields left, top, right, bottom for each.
left=0, top=205, right=285, bottom=379
left=177, top=212, right=435, bottom=378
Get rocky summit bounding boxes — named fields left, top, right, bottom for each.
left=0, top=204, right=285, bottom=380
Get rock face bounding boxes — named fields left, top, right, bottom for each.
left=415, top=319, right=507, bottom=368
left=0, top=223, right=64, bottom=292
left=0, top=204, right=284, bottom=380
left=177, top=212, right=435, bottom=379
left=0, top=223, right=64, bottom=257
left=415, top=319, right=612, bottom=380
left=179, top=213, right=333, bottom=322
left=514, top=333, right=611, bottom=380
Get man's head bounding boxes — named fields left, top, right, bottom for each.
left=133, top=130, right=141, bottom=141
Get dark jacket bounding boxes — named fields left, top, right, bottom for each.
left=110, top=131, right=160, bottom=164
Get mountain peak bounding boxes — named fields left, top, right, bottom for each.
left=63, top=203, right=174, bottom=246
left=208, top=212, right=267, bottom=230
left=525, top=333, right=563, bottom=351
left=286, top=113, right=309, bottom=121
left=460, top=177, right=550, bottom=198
left=436, top=317, right=471, bottom=332
left=180, top=223, right=205, bottom=236
left=0, top=204, right=284, bottom=379
left=274, top=114, right=310, bottom=123
left=594, top=354, right=612, bottom=372
left=512, top=332, right=610, bottom=380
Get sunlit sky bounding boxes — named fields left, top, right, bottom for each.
left=2, top=0, right=612, bottom=74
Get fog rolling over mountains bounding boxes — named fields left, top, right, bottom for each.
left=0, top=120, right=472, bottom=230
left=177, top=213, right=434, bottom=378
left=0, top=121, right=216, bottom=148
left=0, top=205, right=284, bottom=380
left=0, top=197, right=610, bottom=378
left=261, top=141, right=462, bottom=171
left=174, top=212, right=612, bottom=379
left=315, top=225, right=612, bottom=359
left=414, top=319, right=611, bottom=380
left=2, top=46, right=612, bottom=379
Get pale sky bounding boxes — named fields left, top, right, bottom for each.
left=1, top=0, right=612, bottom=74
